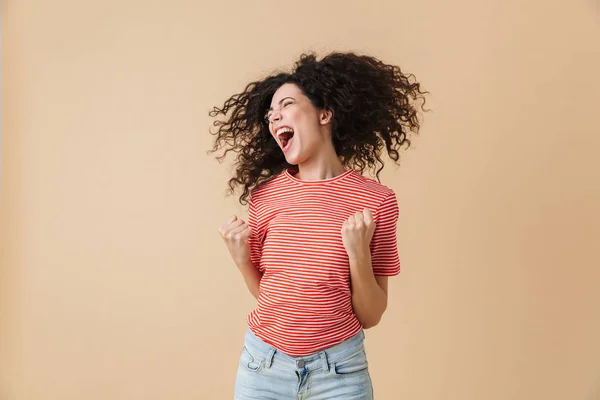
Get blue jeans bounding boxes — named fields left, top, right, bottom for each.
left=234, top=328, right=374, bottom=399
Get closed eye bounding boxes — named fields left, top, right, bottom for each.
left=265, top=97, right=295, bottom=122
left=265, top=101, right=294, bottom=122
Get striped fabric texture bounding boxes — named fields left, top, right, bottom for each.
left=246, top=168, right=400, bottom=356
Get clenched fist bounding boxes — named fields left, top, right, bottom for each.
left=218, top=215, right=252, bottom=267
left=341, top=208, right=376, bottom=260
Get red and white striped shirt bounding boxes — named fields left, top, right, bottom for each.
left=246, top=168, right=400, bottom=356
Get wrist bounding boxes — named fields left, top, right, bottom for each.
left=348, top=259, right=373, bottom=276
left=348, top=247, right=372, bottom=264
left=236, top=258, right=255, bottom=270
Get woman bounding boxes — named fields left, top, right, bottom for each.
left=210, top=52, right=427, bottom=399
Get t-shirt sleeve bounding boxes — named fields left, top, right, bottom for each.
left=247, top=195, right=267, bottom=272
left=370, top=191, right=401, bottom=276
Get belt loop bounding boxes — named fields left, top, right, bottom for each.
left=320, top=351, right=330, bottom=374
left=265, top=347, right=276, bottom=369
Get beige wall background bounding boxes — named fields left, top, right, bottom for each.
left=2, top=0, right=599, bottom=399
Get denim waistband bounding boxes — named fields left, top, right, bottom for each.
left=244, top=328, right=365, bottom=371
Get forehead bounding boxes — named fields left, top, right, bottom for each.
left=270, top=83, right=303, bottom=106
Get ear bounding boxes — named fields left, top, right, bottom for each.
left=319, top=107, right=334, bottom=125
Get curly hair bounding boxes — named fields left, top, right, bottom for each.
left=208, top=51, right=428, bottom=205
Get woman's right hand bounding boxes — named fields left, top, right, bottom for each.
left=218, top=215, right=252, bottom=267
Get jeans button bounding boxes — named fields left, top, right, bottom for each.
left=297, top=360, right=305, bottom=368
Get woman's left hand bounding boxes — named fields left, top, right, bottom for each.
left=341, top=208, right=376, bottom=261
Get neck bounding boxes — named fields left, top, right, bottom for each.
left=292, top=129, right=347, bottom=181
left=294, top=159, right=347, bottom=181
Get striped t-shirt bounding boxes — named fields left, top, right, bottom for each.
left=246, top=168, right=400, bottom=357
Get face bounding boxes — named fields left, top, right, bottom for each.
left=266, top=83, right=333, bottom=166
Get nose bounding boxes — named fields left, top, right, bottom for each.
left=271, top=111, right=282, bottom=123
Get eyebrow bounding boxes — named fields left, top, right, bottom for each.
left=267, top=97, right=295, bottom=112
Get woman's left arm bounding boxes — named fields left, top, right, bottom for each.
left=348, top=253, right=389, bottom=329
left=341, top=207, right=392, bottom=329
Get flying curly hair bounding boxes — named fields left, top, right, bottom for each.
left=208, top=51, right=429, bottom=205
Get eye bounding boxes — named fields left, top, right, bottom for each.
left=283, top=100, right=293, bottom=107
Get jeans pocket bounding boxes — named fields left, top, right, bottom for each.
left=239, top=346, right=264, bottom=373
left=333, top=349, right=369, bottom=376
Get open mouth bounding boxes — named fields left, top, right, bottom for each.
left=277, top=128, right=295, bottom=152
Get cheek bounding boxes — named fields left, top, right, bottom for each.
left=290, top=108, right=319, bottom=131
left=287, top=108, right=304, bottom=125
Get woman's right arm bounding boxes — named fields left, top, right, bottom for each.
left=236, top=259, right=262, bottom=299
left=218, top=215, right=263, bottom=300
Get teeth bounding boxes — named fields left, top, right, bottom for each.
left=277, top=127, right=294, bottom=137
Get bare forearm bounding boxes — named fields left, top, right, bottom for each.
left=349, top=254, right=387, bottom=329
left=237, top=260, right=262, bottom=299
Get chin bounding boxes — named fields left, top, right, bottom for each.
left=284, top=153, right=304, bottom=166
left=282, top=151, right=296, bottom=162
left=285, top=157, right=299, bottom=166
